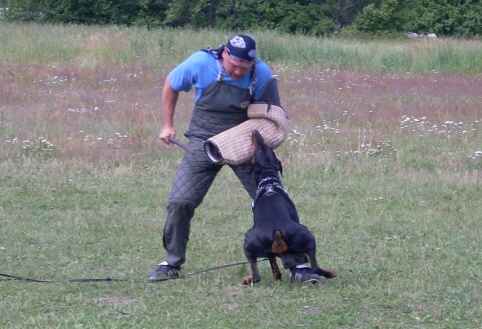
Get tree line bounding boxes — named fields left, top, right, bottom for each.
left=1, top=0, right=481, bottom=36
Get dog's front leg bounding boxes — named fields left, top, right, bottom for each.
left=241, top=257, right=261, bottom=285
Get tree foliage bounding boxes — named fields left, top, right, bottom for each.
left=349, top=0, right=482, bottom=36
left=1, top=0, right=481, bottom=36
left=407, top=0, right=482, bottom=36
left=350, top=0, right=402, bottom=33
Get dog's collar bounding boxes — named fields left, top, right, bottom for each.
left=257, top=176, right=280, bottom=190
left=252, top=176, right=288, bottom=209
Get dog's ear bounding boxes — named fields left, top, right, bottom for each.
left=277, top=159, right=283, bottom=176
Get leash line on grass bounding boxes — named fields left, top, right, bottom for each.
left=0, top=258, right=267, bottom=283
left=0, top=273, right=59, bottom=283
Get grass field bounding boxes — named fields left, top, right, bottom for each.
left=1, top=23, right=481, bottom=328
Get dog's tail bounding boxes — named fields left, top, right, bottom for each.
left=271, top=230, right=288, bottom=255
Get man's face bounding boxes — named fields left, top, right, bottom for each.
left=222, top=48, right=253, bottom=80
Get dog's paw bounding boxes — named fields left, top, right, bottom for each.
left=323, top=270, right=336, bottom=279
left=241, top=275, right=261, bottom=285
left=241, top=275, right=253, bottom=285
left=314, top=268, right=336, bottom=279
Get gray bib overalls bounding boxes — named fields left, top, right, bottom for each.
left=162, top=61, right=257, bottom=267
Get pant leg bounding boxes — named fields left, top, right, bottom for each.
left=280, top=254, right=309, bottom=269
left=163, top=138, right=222, bottom=267
left=229, top=162, right=257, bottom=199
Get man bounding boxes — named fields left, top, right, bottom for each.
left=149, top=34, right=320, bottom=283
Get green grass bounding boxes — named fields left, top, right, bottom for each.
left=2, top=146, right=480, bottom=328
left=1, top=22, right=482, bottom=74
left=1, top=23, right=481, bottom=328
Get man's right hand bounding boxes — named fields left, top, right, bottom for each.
left=159, top=126, right=176, bottom=145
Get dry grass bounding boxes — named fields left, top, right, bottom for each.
left=2, top=62, right=481, bottom=165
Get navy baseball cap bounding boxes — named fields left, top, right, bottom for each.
left=226, top=34, right=257, bottom=62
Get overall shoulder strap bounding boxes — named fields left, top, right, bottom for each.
left=248, top=61, right=257, bottom=97
left=200, top=45, right=224, bottom=59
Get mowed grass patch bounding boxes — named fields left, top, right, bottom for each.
left=1, top=24, right=481, bottom=328
left=1, top=147, right=480, bottom=328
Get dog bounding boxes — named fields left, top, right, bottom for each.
left=241, top=130, right=336, bottom=285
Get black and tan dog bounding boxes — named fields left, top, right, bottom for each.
left=241, top=130, right=336, bottom=285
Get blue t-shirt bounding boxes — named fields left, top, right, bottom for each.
left=168, top=50, right=273, bottom=102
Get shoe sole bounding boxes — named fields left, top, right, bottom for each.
left=291, top=277, right=320, bottom=284
left=302, top=278, right=320, bottom=284
left=148, top=272, right=181, bottom=280
left=148, top=275, right=180, bottom=280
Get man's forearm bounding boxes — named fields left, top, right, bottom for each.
left=162, top=77, right=179, bottom=129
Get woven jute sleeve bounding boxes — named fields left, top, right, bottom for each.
left=204, top=103, right=289, bottom=165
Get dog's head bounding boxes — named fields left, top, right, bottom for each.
left=251, top=130, right=283, bottom=182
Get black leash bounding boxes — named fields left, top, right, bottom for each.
left=0, top=273, right=59, bottom=283
left=0, top=259, right=266, bottom=283
left=168, top=136, right=192, bottom=153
